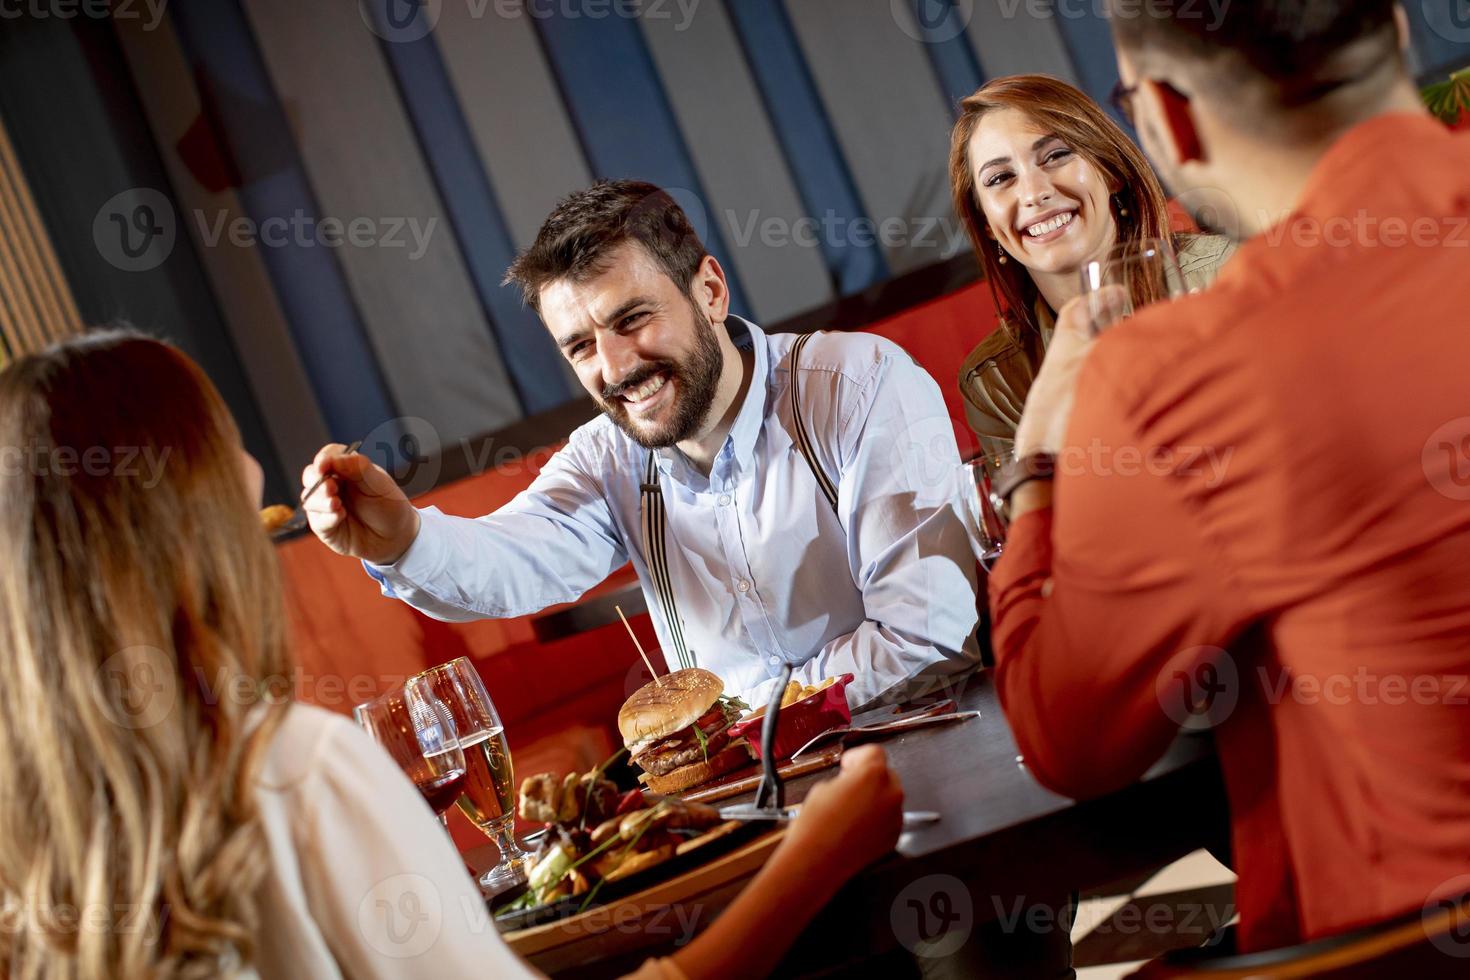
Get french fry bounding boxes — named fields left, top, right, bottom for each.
left=816, top=676, right=837, bottom=691
left=780, top=680, right=802, bottom=707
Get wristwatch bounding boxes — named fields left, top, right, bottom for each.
left=992, top=452, right=1057, bottom=526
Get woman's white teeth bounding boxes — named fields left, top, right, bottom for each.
left=626, top=373, right=667, bottom=403
left=1026, top=212, right=1075, bottom=237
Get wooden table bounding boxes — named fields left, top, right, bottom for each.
left=495, top=668, right=1229, bottom=977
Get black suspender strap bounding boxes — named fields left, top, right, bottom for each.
left=638, top=333, right=839, bottom=671
left=788, top=332, right=839, bottom=512
left=641, top=451, right=694, bottom=670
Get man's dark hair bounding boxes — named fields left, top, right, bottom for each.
left=1109, top=0, right=1400, bottom=109
left=504, top=179, right=707, bottom=312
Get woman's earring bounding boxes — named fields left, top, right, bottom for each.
left=996, top=243, right=1008, bottom=265
left=1114, top=193, right=1130, bottom=219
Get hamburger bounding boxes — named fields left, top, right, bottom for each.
left=618, top=668, right=753, bottom=794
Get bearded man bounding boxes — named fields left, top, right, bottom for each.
left=306, top=180, right=980, bottom=710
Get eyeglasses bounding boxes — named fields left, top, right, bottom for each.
left=1110, top=79, right=1140, bottom=127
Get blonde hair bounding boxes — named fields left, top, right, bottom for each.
left=0, top=332, right=291, bottom=977
left=948, top=73, right=1175, bottom=340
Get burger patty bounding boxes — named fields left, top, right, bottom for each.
left=636, top=729, right=732, bottom=777
left=633, top=706, right=727, bottom=756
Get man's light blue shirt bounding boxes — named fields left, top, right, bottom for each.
left=368, top=317, right=980, bottom=709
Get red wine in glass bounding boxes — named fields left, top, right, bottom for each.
left=416, top=766, right=468, bottom=816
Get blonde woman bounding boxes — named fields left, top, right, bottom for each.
left=0, top=331, right=902, bottom=979
left=949, top=74, right=1233, bottom=462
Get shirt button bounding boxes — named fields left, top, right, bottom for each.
left=736, top=579, right=750, bottom=593
left=769, top=656, right=780, bottom=665
left=718, top=493, right=732, bottom=506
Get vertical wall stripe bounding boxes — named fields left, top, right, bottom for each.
left=366, top=6, right=574, bottom=414
left=908, top=0, right=986, bottom=108
left=724, top=0, right=886, bottom=296
left=965, top=0, right=1078, bottom=84
left=431, top=0, right=594, bottom=250
left=168, top=0, right=395, bottom=444
left=1051, top=8, right=1122, bottom=108
left=531, top=5, right=751, bottom=317
left=782, top=0, right=963, bottom=275
left=112, top=14, right=331, bottom=471
left=430, top=0, right=589, bottom=395
left=640, top=1, right=833, bottom=325
left=240, top=0, right=522, bottom=450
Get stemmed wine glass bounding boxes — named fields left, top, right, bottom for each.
left=415, top=657, right=531, bottom=894
left=355, top=676, right=468, bottom=825
left=957, top=451, right=1012, bottom=572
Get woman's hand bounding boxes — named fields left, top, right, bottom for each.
left=781, top=745, right=904, bottom=882
left=668, top=746, right=904, bottom=980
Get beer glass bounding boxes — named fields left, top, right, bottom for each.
left=354, top=677, right=467, bottom=820
left=416, top=657, right=530, bottom=892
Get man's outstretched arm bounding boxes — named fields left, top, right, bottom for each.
left=305, top=436, right=627, bottom=623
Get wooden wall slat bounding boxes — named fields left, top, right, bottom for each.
left=0, top=178, right=61, bottom=344
left=0, top=204, right=46, bottom=353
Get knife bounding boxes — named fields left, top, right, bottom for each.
left=718, top=804, right=940, bottom=830
left=789, top=706, right=982, bottom=760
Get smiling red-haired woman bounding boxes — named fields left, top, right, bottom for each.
left=948, top=74, right=1233, bottom=464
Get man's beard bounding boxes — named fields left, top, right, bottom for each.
left=598, top=306, right=724, bottom=449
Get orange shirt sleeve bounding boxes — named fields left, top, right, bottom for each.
left=988, top=342, right=1253, bottom=799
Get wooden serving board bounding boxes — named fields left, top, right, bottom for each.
left=503, top=822, right=788, bottom=968
left=680, top=743, right=843, bottom=804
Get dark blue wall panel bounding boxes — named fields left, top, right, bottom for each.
left=725, top=0, right=888, bottom=294
left=533, top=6, right=751, bottom=317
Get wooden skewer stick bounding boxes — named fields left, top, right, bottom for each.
left=616, top=605, right=664, bottom=686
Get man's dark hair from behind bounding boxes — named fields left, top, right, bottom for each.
left=504, top=179, right=708, bottom=313
left=1109, top=0, right=1402, bottom=111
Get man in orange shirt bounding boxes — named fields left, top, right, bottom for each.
left=989, top=0, right=1470, bottom=953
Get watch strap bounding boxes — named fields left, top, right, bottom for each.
left=995, top=452, right=1057, bottom=524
